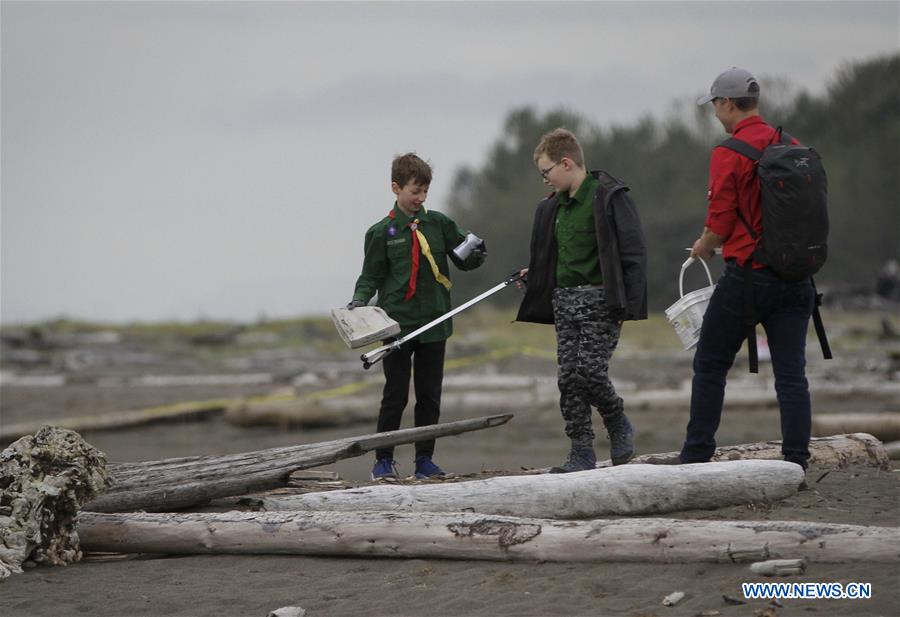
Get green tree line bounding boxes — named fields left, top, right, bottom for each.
left=446, top=54, right=899, bottom=310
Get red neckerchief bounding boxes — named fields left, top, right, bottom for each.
left=389, top=209, right=420, bottom=301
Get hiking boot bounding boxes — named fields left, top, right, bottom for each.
left=603, top=412, right=635, bottom=466
left=414, top=455, right=446, bottom=479
left=549, top=446, right=597, bottom=473
left=371, top=458, right=399, bottom=480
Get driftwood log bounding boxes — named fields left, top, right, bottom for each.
left=225, top=398, right=372, bottom=429
left=0, top=427, right=110, bottom=578
left=76, top=510, right=900, bottom=564
left=0, top=400, right=232, bottom=444
left=600, top=433, right=890, bottom=469
left=261, top=460, right=804, bottom=518
left=225, top=390, right=552, bottom=429
left=883, top=440, right=900, bottom=460
left=811, top=413, right=900, bottom=442
left=84, top=414, right=512, bottom=513
left=750, top=558, right=807, bottom=576
left=633, top=380, right=900, bottom=411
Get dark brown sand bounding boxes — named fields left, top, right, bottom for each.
left=1, top=353, right=898, bottom=617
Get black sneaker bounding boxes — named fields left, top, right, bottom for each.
left=603, top=413, right=635, bottom=465
left=549, top=446, right=597, bottom=473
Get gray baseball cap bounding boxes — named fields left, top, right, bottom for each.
left=697, top=67, right=760, bottom=105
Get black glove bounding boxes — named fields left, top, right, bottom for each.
left=346, top=299, right=366, bottom=310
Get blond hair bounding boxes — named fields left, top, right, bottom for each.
left=533, top=128, right=584, bottom=167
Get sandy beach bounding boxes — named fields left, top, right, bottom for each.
left=1, top=313, right=898, bottom=616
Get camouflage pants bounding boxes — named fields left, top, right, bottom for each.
left=552, top=286, right=623, bottom=446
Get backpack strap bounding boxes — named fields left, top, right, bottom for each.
left=741, top=270, right=832, bottom=374
left=810, top=277, right=833, bottom=360
left=718, top=137, right=763, bottom=161
left=743, top=261, right=759, bottom=374
left=718, top=137, right=762, bottom=242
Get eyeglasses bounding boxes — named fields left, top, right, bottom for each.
left=539, top=162, right=560, bottom=179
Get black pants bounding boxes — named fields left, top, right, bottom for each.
left=375, top=338, right=446, bottom=460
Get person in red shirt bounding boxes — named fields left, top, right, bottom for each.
left=680, top=68, right=816, bottom=470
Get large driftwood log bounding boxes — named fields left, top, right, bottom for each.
left=0, top=399, right=231, bottom=443
left=883, top=440, right=900, bottom=460
left=812, top=413, right=900, bottom=442
left=598, top=433, right=889, bottom=469
left=261, top=460, right=804, bottom=518
left=84, top=414, right=512, bottom=513
left=76, top=511, right=900, bottom=564
left=225, top=398, right=372, bottom=429
left=627, top=379, right=900, bottom=411
left=0, top=427, right=110, bottom=578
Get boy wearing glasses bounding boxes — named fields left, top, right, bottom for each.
left=348, top=153, right=486, bottom=481
left=517, top=129, right=647, bottom=472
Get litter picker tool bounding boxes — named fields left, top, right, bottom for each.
left=359, top=269, right=525, bottom=370
left=684, top=247, right=723, bottom=255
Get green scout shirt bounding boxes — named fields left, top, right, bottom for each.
left=555, top=174, right=603, bottom=288
left=352, top=204, right=484, bottom=343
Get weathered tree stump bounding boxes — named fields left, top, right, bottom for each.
left=76, top=511, right=900, bottom=564
left=0, top=427, right=110, bottom=578
left=260, top=460, right=804, bottom=518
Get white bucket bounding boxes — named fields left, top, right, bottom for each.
left=665, top=257, right=715, bottom=350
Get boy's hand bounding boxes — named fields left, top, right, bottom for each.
left=515, top=268, right=528, bottom=290
left=346, top=299, right=366, bottom=310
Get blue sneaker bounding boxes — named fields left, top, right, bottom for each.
left=371, top=458, right=398, bottom=480
left=414, top=455, right=446, bottom=479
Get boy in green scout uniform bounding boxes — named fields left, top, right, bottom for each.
left=348, top=153, right=486, bottom=480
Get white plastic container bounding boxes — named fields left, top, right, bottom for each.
left=665, top=257, right=715, bottom=350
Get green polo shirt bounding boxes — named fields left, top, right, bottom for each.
left=352, top=204, right=484, bottom=343
left=555, top=174, right=602, bottom=288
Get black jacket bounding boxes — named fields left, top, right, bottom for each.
left=516, top=170, right=648, bottom=324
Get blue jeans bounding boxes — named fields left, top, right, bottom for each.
left=680, top=262, right=815, bottom=467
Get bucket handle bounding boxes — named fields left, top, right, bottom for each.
left=678, top=257, right=714, bottom=298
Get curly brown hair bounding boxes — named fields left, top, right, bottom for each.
left=392, top=153, right=433, bottom=188
left=533, top=128, right=584, bottom=167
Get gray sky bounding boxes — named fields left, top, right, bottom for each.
left=2, top=1, right=898, bottom=324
